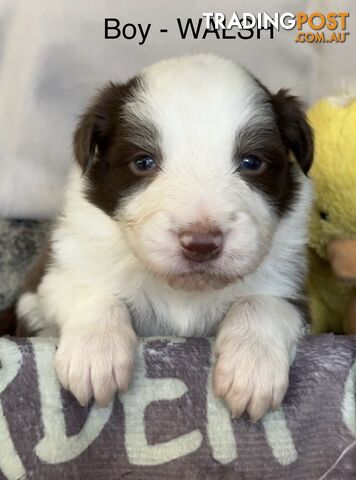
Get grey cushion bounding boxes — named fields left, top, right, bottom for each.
left=0, top=335, right=355, bottom=479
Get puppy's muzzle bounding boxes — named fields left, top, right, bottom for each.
left=178, top=228, right=223, bottom=262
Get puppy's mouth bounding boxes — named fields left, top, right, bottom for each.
left=156, top=255, right=244, bottom=291
left=165, top=270, right=240, bottom=291
left=132, top=246, right=240, bottom=291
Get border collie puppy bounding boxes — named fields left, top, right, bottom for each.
left=16, top=55, right=313, bottom=420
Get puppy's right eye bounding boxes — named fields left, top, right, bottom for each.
left=238, top=156, right=267, bottom=175
left=129, top=156, right=157, bottom=176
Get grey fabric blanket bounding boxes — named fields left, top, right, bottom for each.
left=0, top=219, right=356, bottom=479
left=0, top=335, right=355, bottom=479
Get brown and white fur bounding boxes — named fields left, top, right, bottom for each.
left=14, top=55, right=314, bottom=421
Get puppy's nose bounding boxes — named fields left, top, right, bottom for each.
left=179, top=229, right=223, bottom=262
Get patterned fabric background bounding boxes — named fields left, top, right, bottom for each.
left=0, top=336, right=355, bottom=479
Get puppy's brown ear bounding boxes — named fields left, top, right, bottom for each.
left=271, top=89, right=314, bottom=174
left=73, top=82, right=121, bottom=172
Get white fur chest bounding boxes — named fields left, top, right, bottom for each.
left=124, top=280, right=232, bottom=337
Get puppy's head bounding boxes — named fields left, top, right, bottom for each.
left=74, top=55, right=313, bottom=291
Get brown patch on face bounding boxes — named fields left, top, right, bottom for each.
left=73, top=78, right=161, bottom=216
left=234, top=88, right=313, bottom=217
left=235, top=123, right=298, bottom=216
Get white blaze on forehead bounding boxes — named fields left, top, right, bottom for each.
left=136, top=55, right=269, bottom=174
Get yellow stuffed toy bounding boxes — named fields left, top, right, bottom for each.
left=308, top=95, right=356, bottom=334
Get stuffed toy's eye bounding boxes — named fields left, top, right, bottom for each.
left=238, top=156, right=267, bottom=175
left=320, top=211, right=329, bottom=221
left=129, top=156, right=157, bottom=175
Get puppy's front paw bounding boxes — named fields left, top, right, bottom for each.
left=213, top=339, right=289, bottom=421
left=55, top=327, right=137, bottom=407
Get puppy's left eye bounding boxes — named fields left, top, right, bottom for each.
left=129, top=156, right=157, bottom=175
left=238, top=156, right=267, bottom=175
